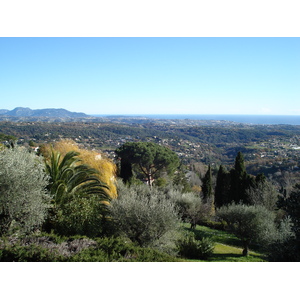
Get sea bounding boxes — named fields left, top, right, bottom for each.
left=92, top=114, right=300, bottom=125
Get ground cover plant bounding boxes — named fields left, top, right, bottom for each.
left=0, top=234, right=183, bottom=262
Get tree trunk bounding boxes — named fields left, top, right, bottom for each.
left=146, top=171, right=154, bottom=187
left=242, top=241, right=249, bottom=256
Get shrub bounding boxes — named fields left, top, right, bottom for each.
left=275, top=184, right=300, bottom=261
left=176, top=232, right=214, bottom=260
left=69, top=245, right=181, bottom=262
left=199, top=220, right=227, bottom=231
left=0, top=234, right=97, bottom=262
left=86, top=237, right=181, bottom=262
left=0, top=147, right=51, bottom=235
left=52, top=195, right=109, bottom=237
left=0, top=243, right=64, bottom=262
left=267, top=216, right=297, bottom=262
left=0, top=234, right=181, bottom=262
left=109, top=181, right=181, bottom=249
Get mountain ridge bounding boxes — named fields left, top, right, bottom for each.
left=0, top=107, right=88, bottom=118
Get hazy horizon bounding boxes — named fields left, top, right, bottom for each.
left=2, top=106, right=300, bottom=124
left=2, top=107, right=300, bottom=117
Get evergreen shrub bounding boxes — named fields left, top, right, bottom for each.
left=0, top=243, right=64, bottom=262
left=176, top=232, right=214, bottom=260
left=69, top=239, right=181, bottom=262
left=0, top=234, right=181, bottom=262
left=52, top=195, right=108, bottom=237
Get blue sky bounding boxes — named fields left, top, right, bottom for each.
left=0, top=37, right=299, bottom=115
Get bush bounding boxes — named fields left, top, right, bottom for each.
left=198, top=220, right=227, bottom=231
left=52, top=195, right=109, bottom=237
left=267, top=217, right=297, bottom=261
left=109, top=181, right=181, bottom=249
left=0, top=147, right=51, bottom=235
left=0, top=234, right=181, bottom=262
left=0, top=243, right=64, bottom=262
left=0, top=234, right=97, bottom=262
left=177, top=232, right=215, bottom=260
left=70, top=237, right=181, bottom=262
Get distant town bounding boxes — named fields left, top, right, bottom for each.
left=1, top=107, right=300, bottom=193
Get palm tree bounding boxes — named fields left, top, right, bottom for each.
left=45, top=150, right=110, bottom=206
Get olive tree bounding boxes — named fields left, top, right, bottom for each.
left=245, top=177, right=279, bottom=211
left=109, top=180, right=181, bottom=251
left=269, top=184, right=300, bottom=261
left=164, top=187, right=210, bottom=229
left=217, top=204, right=277, bottom=256
left=0, top=147, right=51, bottom=235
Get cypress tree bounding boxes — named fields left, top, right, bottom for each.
left=234, top=151, right=246, bottom=176
left=230, top=152, right=248, bottom=204
left=202, top=165, right=215, bottom=214
left=215, top=165, right=230, bottom=208
left=202, top=165, right=213, bottom=200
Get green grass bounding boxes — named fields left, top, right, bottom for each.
left=182, top=223, right=267, bottom=262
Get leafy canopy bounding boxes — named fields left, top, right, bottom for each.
left=115, top=142, right=180, bottom=185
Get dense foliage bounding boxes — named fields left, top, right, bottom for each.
left=217, top=204, right=278, bottom=256
left=109, top=181, right=181, bottom=252
left=176, top=231, right=214, bottom=259
left=115, top=141, right=180, bottom=185
left=0, top=234, right=181, bottom=262
left=0, top=147, right=51, bottom=235
left=40, top=139, right=117, bottom=198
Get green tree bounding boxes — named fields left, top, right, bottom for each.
left=284, top=184, right=300, bottom=240
left=214, top=165, right=230, bottom=208
left=218, top=204, right=277, bottom=256
left=229, top=151, right=254, bottom=204
left=201, top=164, right=215, bottom=215
left=0, top=147, right=51, bottom=235
left=202, top=165, right=213, bottom=200
left=0, top=133, right=16, bottom=142
left=109, top=180, right=181, bottom=251
left=115, top=142, right=180, bottom=186
left=172, top=165, right=192, bottom=193
left=245, top=175, right=279, bottom=211
left=275, top=184, right=300, bottom=260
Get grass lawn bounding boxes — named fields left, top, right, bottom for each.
left=182, top=223, right=267, bottom=262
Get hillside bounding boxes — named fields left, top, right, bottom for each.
left=0, top=107, right=88, bottom=119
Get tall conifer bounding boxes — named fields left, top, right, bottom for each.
left=202, top=165, right=213, bottom=200
left=230, top=152, right=248, bottom=204
left=215, top=165, right=230, bottom=208
left=202, top=165, right=215, bottom=214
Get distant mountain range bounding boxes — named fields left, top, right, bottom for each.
left=0, top=107, right=88, bottom=118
